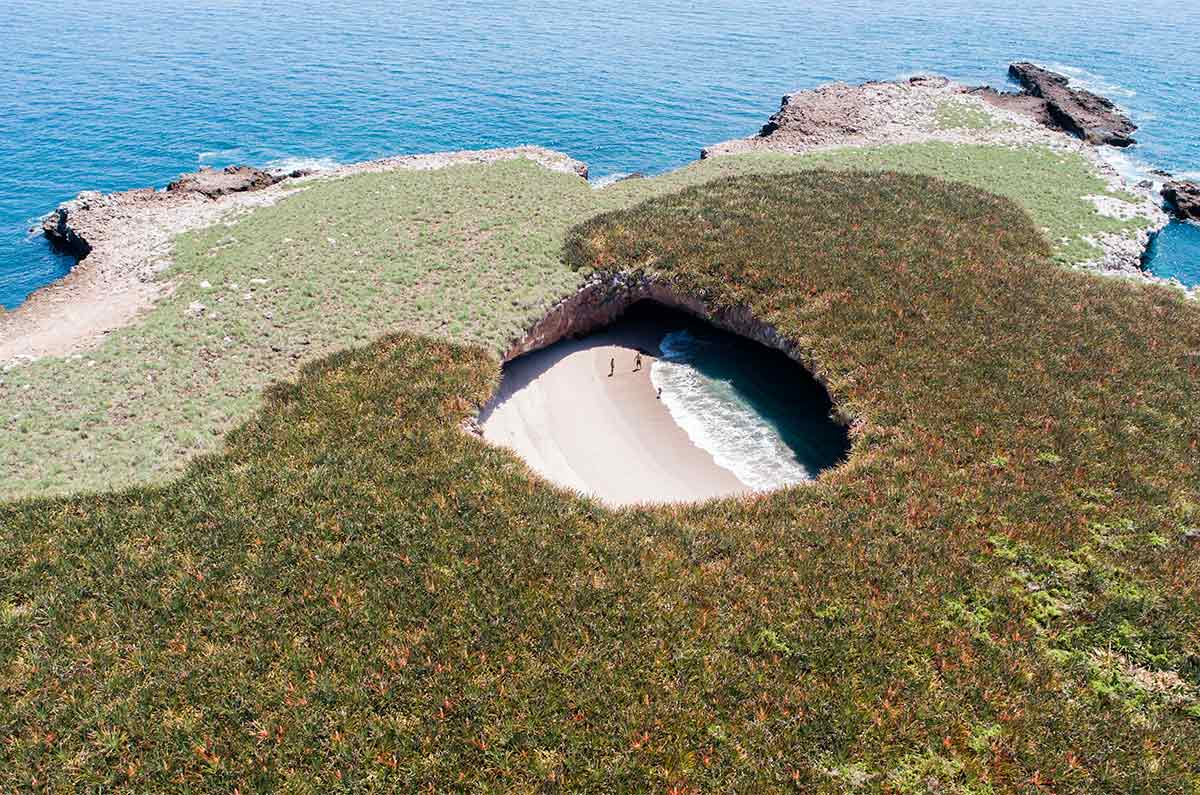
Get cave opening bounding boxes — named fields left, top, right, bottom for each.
left=480, top=300, right=849, bottom=506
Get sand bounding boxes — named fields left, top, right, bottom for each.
left=480, top=315, right=749, bottom=506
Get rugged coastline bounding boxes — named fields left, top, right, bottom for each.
left=700, top=67, right=1174, bottom=281
left=4, top=147, right=587, bottom=365
left=1, top=62, right=1194, bottom=500
left=15, top=63, right=1187, bottom=370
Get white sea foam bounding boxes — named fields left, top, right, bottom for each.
left=650, top=330, right=811, bottom=491
left=1045, top=63, right=1137, bottom=99
left=1096, top=146, right=1161, bottom=187
left=265, top=156, right=340, bottom=174
left=590, top=172, right=634, bottom=189
left=198, top=147, right=248, bottom=164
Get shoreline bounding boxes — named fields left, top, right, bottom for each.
left=3, top=65, right=1192, bottom=368
left=1, top=147, right=588, bottom=366
left=479, top=313, right=749, bottom=506
left=700, top=74, right=1173, bottom=280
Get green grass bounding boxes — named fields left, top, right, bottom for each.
left=934, top=100, right=1017, bottom=133
left=1, top=170, right=1196, bottom=791
left=0, top=143, right=1154, bottom=500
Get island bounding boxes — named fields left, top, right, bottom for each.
left=0, top=65, right=1196, bottom=793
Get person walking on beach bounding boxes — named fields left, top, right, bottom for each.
left=634, top=353, right=642, bottom=372
left=609, top=357, right=615, bottom=377
left=656, top=387, right=662, bottom=400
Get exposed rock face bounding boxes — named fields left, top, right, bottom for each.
left=713, top=77, right=955, bottom=155
left=166, top=165, right=280, bottom=198
left=1005, top=62, right=1137, bottom=147
left=503, top=272, right=849, bottom=424
left=41, top=207, right=92, bottom=259
left=701, top=75, right=1048, bottom=160
left=1162, top=180, right=1200, bottom=221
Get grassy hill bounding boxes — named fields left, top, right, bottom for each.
left=1, top=168, right=1196, bottom=792
left=0, top=143, right=1152, bottom=499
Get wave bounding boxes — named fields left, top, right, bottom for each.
left=1045, top=62, right=1137, bottom=99
left=199, top=148, right=339, bottom=175
left=650, top=330, right=811, bottom=491
left=1097, top=147, right=1161, bottom=185
left=198, top=147, right=248, bottom=164
left=264, top=155, right=341, bottom=174
left=590, top=172, right=634, bottom=189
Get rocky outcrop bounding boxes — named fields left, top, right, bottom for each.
left=705, top=64, right=1137, bottom=159
left=1005, top=62, right=1137, bottom=147
left=41, top=207, right=92, bottom=259
left=167, top=165, right=281, bottom=198
left=703, top=77, right=954, bottom=157
left=1162, top=180, right=1200, bottom=221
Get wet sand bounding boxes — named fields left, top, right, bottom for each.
left=480, top=315, right=748, bottom=506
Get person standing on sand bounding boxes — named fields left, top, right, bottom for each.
left=609, top=357, right=615, bottom=377
left=634, top=353, right=642, bottom=372
left=657, top=387, right=662, bottom=400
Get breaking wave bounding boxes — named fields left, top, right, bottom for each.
left=650, top=330, right=813, bottom=491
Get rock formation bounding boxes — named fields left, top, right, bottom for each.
left=1001, top=62, right=1137, bottom=146
left=41, top=207, right=92, bottom=259
left=166, top=165, right=281, bottom=199
left=502, top=272, right=850, bottom=424
left=1162, top=180, right=1200, bottom=221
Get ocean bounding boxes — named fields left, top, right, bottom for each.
left=1, top=0, right=1198, bottom=309
left=651, top=326, right=850, bottom=491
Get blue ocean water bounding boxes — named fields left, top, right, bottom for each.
left=1, top=0, right=1198, bottom=308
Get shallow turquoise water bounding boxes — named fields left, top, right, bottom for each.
left=1145, top=221, right=1200, bottom=285
left=1, top=0, right=1198, bottom=307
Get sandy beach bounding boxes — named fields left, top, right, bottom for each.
left=480, top=314, right=749, bottom=506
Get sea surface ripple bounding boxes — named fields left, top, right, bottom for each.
left=1, top=0, right=1198, bottom=307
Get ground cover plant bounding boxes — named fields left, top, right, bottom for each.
left=2, top=170, right=1196, bottom=792
left=934, top=100, right=1017, bottom=133
left=0, top=143, right=1151, bottom=499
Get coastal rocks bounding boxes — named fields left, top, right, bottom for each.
left=1162, top=180, right=1200, bottom=221
left=700, top=75, right=1055, bottom=160
left=705, top=78, right=937, bottom=156
left=699, top=69, right=1179, bottom=284
left=6, top=146, right=591, bottom=366
left=167, top=165, right=280, bottom=199
left=1005, top=62, right=1137, bottom=147
left=41, top=207, right=92, bottom=259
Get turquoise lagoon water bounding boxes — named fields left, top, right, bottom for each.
left=1, top=0, right=1199, bottom=308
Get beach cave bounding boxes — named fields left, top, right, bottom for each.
left=478, top=286, right=850, bottom=506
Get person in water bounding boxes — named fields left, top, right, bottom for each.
left=634, top=353, right=642, bottom=371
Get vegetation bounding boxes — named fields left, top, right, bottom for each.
left=2, top=170, right=1196, bottom=791
left=0, top=144, right=1153, bottom=499
left=934, top=100, right=1016, bottom=133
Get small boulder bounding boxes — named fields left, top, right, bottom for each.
left=41, top=207, right=92, bottom=259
